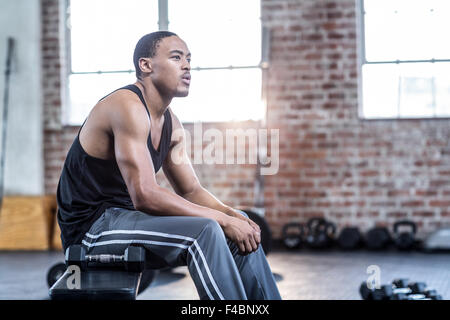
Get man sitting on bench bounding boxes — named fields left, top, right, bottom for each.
left=56, top=31, right=281, bottom=300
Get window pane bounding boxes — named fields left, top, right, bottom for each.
left=362, top=62, right=450, bottom=119
left=168, top=0, right=261, bottom=67
left=70, top=0, right=158, bottom=72
left=398, top=63, right=434, bottom=118
left=170, top=68, right=263, bottom=122
left=362, top=64, right=399, bottom=118
left=68, top=73, right=136, bottom=125
left=434, top=63, right=450, bottom=116
left=364, top=0, right=450, bottom=61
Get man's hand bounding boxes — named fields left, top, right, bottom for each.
left=223, top=214, right=261, bottom=255
left=232, top=210, right=261, bottom=236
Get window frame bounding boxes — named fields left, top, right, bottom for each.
left=63, top=0, right=267, bottom=125
left=357, top=0, right=450, bottom=120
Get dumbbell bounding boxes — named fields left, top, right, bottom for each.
left=337, top=227, right=362, bottom=250
left=390, top=278, right=410, bottom=300
left=392, top=278, right=409, bottom=289
left=360, top=284, right=421, bottom=301
left=408, top=282, right=442, bottom=300
left=408, top=282, right=426, bottom=294
left=65, top=245, right=146, bottom=272
left=360, top=280, right=428, bottom=300
left=282, top=222, right=305, bottom=249
left=360, top=282, right=393, bottom=300
left=389, top=280, right=442, bottom=300
left=424, top=289, right=443, bottom=300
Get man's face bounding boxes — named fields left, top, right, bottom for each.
left=149, top=36, right=191, bottom=98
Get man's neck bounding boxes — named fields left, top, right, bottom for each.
left=134, top=79, right=171, bottom=120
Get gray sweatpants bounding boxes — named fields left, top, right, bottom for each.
left=81, top=207, right=282, bottom=300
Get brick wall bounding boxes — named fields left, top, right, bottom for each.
left=41, top=0, right=450, bottom=240
left=262, top=0, right=450, bottom=238
left=42, top=0, right=65, bottom=193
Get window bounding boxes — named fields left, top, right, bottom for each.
left=168, top=0, right=263, bottom=122
left=360, top=0, right=450, bottom=119
left=66, top=0, right=158, bottom=125
left=65, top=0, right=263, bottom=125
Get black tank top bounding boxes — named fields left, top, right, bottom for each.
left=56, top=84, right=172, bottom=250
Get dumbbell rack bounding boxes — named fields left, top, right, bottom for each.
left=360, top=278, right=443, bottom=300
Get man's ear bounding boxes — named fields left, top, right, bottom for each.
left=138, top=57, right=152, bottom=76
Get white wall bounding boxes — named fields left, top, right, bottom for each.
left=0, top=0, right=43, bottom=195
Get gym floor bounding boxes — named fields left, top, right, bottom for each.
left=1, top=244, right=449, bottom=300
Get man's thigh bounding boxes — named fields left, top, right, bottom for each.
left=82, top=207, right=220, bottom=268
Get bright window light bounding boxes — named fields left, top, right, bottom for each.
left=168, top=0, right=262, bottom=122
left=361, top=0, right=450, bottom=119
left=168, top=0, right=261, bottom=68
left=70, top=0, right=158, bottom=72
left=67, top=0, right=158, bottom=125
left=171, top=68, right=264, bottom=123
left=66, top=0, right=263, bottom=125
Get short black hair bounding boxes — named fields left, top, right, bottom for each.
left=133, top=31, right=178, bottom=79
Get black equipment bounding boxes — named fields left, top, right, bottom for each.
left=305, top=218, right=336, bottom=249
left=365, top=226, right=391, bottom=250
left=47, top=263, right=67, bottom=288
left=282, top=222, right=305, bottom=249
left=48, top=245, right=156, bottom=300
left=337, top=227, right=362, bottom=250
left=359, top=278, right=443, bottom=300
left=65, top=245, right=146, bottom=271
left=393, top=220, right=417, bottom=250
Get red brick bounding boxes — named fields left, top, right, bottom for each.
left=413, top=211, right=435, bottom=217
left=415, top=189, right=438, bottom=197
left=386, top=211, right=408, bottom=218
left=429, top=200, right=450, bottom=207
left=402, top=201, right=425, bottom=207
left=387, top=190, right=410, bottom=197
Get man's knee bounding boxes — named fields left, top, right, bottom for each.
left=198, top=218, right=226, bottom=242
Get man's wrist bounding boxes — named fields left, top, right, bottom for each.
left=216, top=211, right=231, bottom=228
left=224, top=206, right=239, bottom=218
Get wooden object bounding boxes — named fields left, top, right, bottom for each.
left=0, top=196, right=49, bottom=250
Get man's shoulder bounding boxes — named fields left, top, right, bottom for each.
left=94, top=89, right=150, bottom=135
left=98, top=88, right=144, bottom=113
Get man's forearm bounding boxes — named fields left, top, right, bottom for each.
left=181, top=185, right=237, bottom=217
left=136, top=185, right=231, bottom=227
left=182, top=186, right=261, bottom=236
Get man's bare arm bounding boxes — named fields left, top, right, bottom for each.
left=109, top=97, right=230, bottom=227
left=162, top=111, right=261, bottom=251
left=161, top=113, right=234, bottom=215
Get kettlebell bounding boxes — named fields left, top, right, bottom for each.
left=282, top=222, right=305, bottom=249
left=365, top=226, right=391, bottom=250
left=306, top=218, right=336, bottom=249
left=338, top=227, right=362, bottom=250
left=393, top=220, right=417, bottom=250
